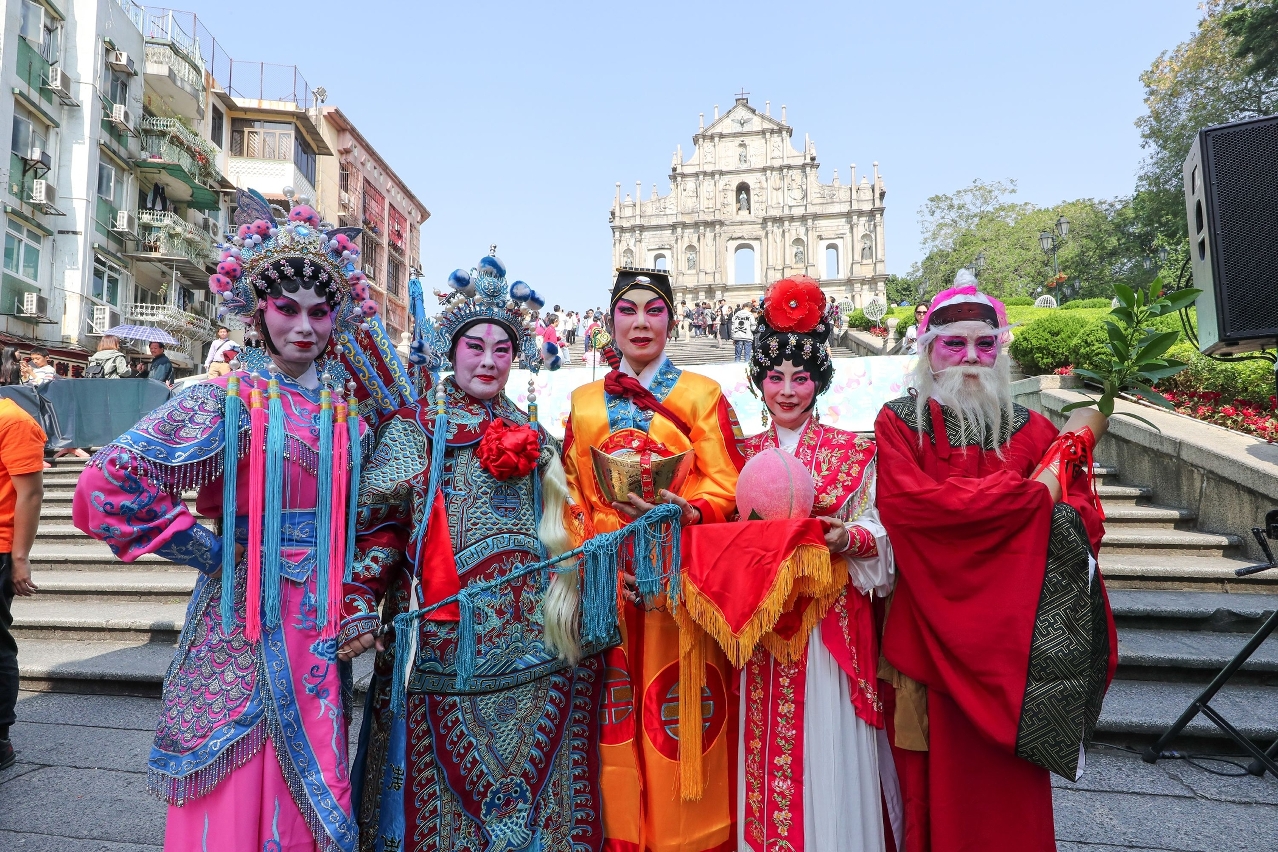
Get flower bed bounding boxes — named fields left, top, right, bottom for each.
left=1161, top=391, right=1278, bottom=443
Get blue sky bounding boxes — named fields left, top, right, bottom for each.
left=187, top=0, right=1205, bottom=309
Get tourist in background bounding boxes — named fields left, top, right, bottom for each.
left=543, top=312, right=563, bottom=352
left=903, top=304, right=927, bottom=355
left=147, top=342, right=174, bottom=387
left=0, top=389, right=47, bottom=771
left=0, top=349, right=21, bottom=386
left=730, top=303, right=755, bottom=362
left=681, top=300, right=693, bottom=340
left=24, top=349, right=56, bottom=386
left=718, top=299, right=732, bottom=345
left=203, top=326, right=237, bottom=372
left=86, top=336, right=130, bottom=379
left=564, top=310, right=578, bottom=347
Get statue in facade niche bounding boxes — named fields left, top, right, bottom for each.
left=738, top=188, right=750, bottom=213
left=794, top=245, right=804, bottom=265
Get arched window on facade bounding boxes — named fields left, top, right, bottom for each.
left=736, top=182, right=751, bottom=214
left=654, top=253, right=668, bottom=271
left=825, top=244, right=839, bottom=279
left=860, top=234, right=874, bottom=261
left=792, top=239, right=805, bottom=267
left=685, top=245, right=697, bottom=271
left=734, top=244, right=756, bottom=285
left=622, top=248, right=634, bottom=267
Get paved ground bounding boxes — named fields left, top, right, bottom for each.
left=2, top=690, right=1275, bottom=850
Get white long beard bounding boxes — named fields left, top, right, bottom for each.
left=912, top=356, right=1014, bottom=452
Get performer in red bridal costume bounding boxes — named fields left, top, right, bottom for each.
left=875, top=272, right=1118, bottom=852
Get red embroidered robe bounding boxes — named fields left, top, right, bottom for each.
left=736, top=418, right=894, bottom=852
left=875, top=396, right=1118, bottom=852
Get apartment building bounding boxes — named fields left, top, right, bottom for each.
left=316, top=106, right=429, bottom=345
left=2, top=4, right=427, bottom=375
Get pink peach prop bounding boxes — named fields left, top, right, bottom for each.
left=735, top=448, right=814, bottom=521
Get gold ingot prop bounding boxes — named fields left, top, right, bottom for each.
left=591, top=446, right=695, bottom=505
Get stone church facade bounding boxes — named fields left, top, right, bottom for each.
left=610, top=95, right=887, bottom=308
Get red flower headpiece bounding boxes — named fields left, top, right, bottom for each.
left=763, top=276, right=825, bottom=333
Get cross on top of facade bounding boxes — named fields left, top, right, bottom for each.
left=735, top=88, right=749, bottom=101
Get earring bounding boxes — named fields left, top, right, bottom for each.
left=813, top=407, right=821, bottom=423
left=761, top=407, right=770, bottom=427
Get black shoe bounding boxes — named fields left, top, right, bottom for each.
left=0, top=739, right=14, bottom=771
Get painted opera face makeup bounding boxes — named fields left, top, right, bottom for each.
left=762, top=359, right=817, bottom=432
left=262, top=287, right=334, bottom=378
left=613, top=288, right=670, bottom=371
left=929, top=320, right=1000, bottom=382
left=453, top=322, right=515, bottom=400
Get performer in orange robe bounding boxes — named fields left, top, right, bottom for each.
left=562, top=269, right=744, bottom=852
left=875, top=274, right=1119, bottom=852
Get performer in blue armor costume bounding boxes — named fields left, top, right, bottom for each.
left=339, top=252, right=613, bottom=852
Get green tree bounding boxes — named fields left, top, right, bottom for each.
left=1222, top=1, right=1278, bottom=80
left=884, top=273, right=922, bottom=305
left=1135, top=1, right=1278, bottom=254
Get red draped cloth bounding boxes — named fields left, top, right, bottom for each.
left=875, top=397, right=1117, bottom=852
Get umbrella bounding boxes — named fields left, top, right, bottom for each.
left=103, top=324, right=181, bottom=346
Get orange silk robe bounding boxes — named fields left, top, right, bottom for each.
left=563, top=359, right=744, bottom=852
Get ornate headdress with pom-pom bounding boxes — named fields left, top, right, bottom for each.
left=209, top=188, right=377, bottom=335
left=411, top=248, right=560, bottom=375
left=748, top=275, right=835, bottom=396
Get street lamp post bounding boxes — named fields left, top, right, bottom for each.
left=1038, top=214, right=1070, bottom=279
left=966, top=251, right=986, bottom=277
left=1143, top=246, right=1170, bottom=271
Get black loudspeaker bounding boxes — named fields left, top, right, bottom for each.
left=1183, top=114, right=1278, bottom=355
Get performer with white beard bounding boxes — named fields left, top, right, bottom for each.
left=874, top=271, right=1119, bottom=852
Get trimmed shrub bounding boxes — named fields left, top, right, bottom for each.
left=1061, top=297, right=1114, bottom=310
left=846, top=309, right=871, bottom=330
left=1008, top=312, right=1090, bottom=374
left=1070, top=318, right=1112, bottom=374
left=1004, top=296, right=1035, bottom=306
left=1156, top=342, right=1274, bottom=407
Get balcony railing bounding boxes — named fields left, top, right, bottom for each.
left=125, top=303, right=215, bottom=342
left=139, top=116, right=222, bottom=186
left=135, top=210, right=216, bottom=267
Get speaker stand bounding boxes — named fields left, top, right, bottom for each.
left=1142, top=512, right=1278, bottom=778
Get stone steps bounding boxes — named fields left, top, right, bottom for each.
left=1095, top=484, right=1152, bottom=506
left=33, top=569, right=197, bottom=602
left=31, top=545, right=177, bottom=572
left=16, top=639, right=175, bottom=697
left=1109, top=589, right=1278, bottom=632
left=1102, top=554, right=1278, bottom=592
left=1100, top=528, right=1241, bottom=558
left=1100, top=504, right=1197, bottom=530
left=10, top=599, right=186, bottom=644
left=1095, top=679, right=1278, bottom=742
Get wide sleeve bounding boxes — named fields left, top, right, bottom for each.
left=875, top=405, right=1058, bottom=754
left=73, top=447, right=221, bottom=573
left=339, top=416, right=417, bottom=646
left=681, top=392, right=744, bottom=525
left=839, top=465, right=894, bottom=597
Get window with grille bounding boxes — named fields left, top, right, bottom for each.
left=230, top=120, right=293, bottom=161
left=361, top=232, right=381, bottom=282
left=362, top=183, right=385, bottom=234
left=388, top=205, right=407, bottom=254
left=386, top=255, right=403, bottom=297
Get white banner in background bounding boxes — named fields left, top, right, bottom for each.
left=507, top=355, right=918, bottom=439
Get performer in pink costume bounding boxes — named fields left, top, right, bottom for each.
left=73, top=192, right=412, bottom=852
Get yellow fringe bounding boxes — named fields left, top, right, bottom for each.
left=677, top=544, right=845, bottom=668
left=677, top=617, right=707, bottom=801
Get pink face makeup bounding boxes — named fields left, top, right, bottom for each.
left=762, top=360, right=817, bottom=432
left=261, top=287, right=334, bottom=374
left=453, top=322, right=515, bottom=400
left=612, top=288, right=670, bottom=369
left=928, top=322, right=1000, bottom=373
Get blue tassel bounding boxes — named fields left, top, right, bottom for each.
left=411, top=388, right=449, bottom=550
left=453, top=589, right=477, bottom=690
left=344, top=408, right=361, bottom=581
left=581, top=534, right=618, bottom=645
left=390, top=613, right=414, bottom=717
left=314, top=389, right=334, bottom=628
left=261, top=380, right=286, bottom=631
left=219, top=377, right=241, bottom=636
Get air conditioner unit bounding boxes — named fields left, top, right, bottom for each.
left=111, top=210, right=136, bottom=234
left=361, top=263, right=376, bottom=278
left=18, top=293, right=49, bottom=320
left=29, top=179, right=56, bottom=206
left=91, top=304, right=121, bottom=334
left=109, top=103, right=132, bottom=132
left=45, top=67, right=76, bottom=105
left=22, top=147, right=52, bottom=172
left=201, top=214, right=220, bottom=236
left=339, top=191, right=351, bottom=208
left=107, top=50, right=137, bottom=76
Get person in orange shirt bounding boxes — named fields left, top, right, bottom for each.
left=0, top=396, right=46, bottom=771
left=562, top=268, right=744, bottom=852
